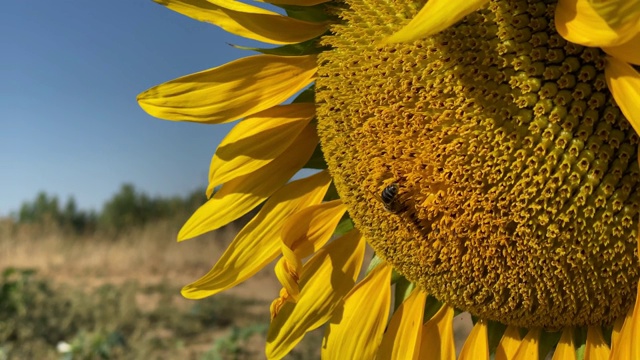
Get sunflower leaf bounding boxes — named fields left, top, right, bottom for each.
left=422, top=296, right=443, bottom=322
left=539, top=330, right=562, bottom=360
left=486, top=321, right=507, bottom=357
left=230, top=37, right=329, bottom=56
left=365, top=253, right=385, bottom=275
left=279, top=4, right=331, bottom=22
left=303, top=144, right=328, bottom=169
left=333, top=215, right=354, bottom=237
left=574, top=327, right=587, bottom=360
left=292, top=86, right=315, bottom=103
left=393, top=277, right=415, bottom=311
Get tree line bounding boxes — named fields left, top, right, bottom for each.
left=15, top=184, right=207, bottom=235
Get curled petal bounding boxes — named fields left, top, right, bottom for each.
left=180, top=171, right=330, bottom=299
left=266, top=230, right=365, bottom=359
left=275, top=200, right=347, bottom=301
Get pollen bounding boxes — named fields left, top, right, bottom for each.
left=316, top=0, right=640, bottom=328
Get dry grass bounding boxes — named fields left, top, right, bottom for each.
left=0, top=218, right=471, bottom=359
left=0, top=219, right=279, bottom=296
left=0, top=218, right=297, bottom=359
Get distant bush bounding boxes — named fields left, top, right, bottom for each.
left=17, top=192, right=96, bottom=233
left=15, top=184, right=207, bottom=235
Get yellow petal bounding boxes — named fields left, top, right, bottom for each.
left=585, top=326, right=610, bottom=360
left=384, top=0, right=488, bottom=43
left=259, top=0, right=329, bottom=5
left=321, top=262, right=393, bottom=360
left=458, top=319, right=489, bottom=360
left=178, top=124, right=317, bottom=240
left=496, top=326, right=523, bottom=360
left=605, top=56, right=640, bottom=136
left=138, top=54, right=317, bottom=124
left=555, top=0, right=638, bottom=47
left=604, top=31, right=640, bottom=65
left=612, top=281, right=640, bottom=359
left=376, top=289, right=427, bottom=360
left=265, top=230, right=365, bottom=359
left=180, top=171, right=330, bottom=299
left=418, top=304, right=455, bottom=360
left=513, top=328, right=540, bottom=360
left=609, top=314, right=627, bottom=360
left=281, top=199, right=347, bottom=259
left=630, top=282, right=640, bottom=359
left=552, top=328, right=576, bottom=360
left=154, top=0, right=328, bottom=45
left=274, top=199, right=347, bottom=301
left=208, top=103, right=315, bottom=192
left=586, top=0, right=640, bottom=33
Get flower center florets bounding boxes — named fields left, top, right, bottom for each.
left=317, top=0, right=639, bottom=328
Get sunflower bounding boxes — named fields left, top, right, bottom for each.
left=138, top=0, right=640, bottom=359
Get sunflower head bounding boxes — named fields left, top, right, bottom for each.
left=318, top=0, right=640, bottom=330
left=139, top=0, right=640, bottom=357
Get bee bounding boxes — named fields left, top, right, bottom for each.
left=373, top=183, right=405, bottom=213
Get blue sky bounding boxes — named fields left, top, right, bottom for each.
left=1, top=0, right=261, bottom=215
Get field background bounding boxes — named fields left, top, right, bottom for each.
left=0, top=217, right=327, bottom=360
left=0, top=188, right=472, bottom=359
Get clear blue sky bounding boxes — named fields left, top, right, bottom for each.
left=1, top=0, right=259, bottom=216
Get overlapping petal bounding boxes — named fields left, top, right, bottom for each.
left=384, top=0, right=489, bottom=43
left=376, top=288, right=427, bottom=360
left=496, top=326, right=522, bottom=360
left=321, top=262, right=392, bottom=360
left=604, top=56, right=640, bottom=136
left=459, top=319, right=489, bottom=360
left=611, top=282, right=640, bottom=359
left=586, top=0, right=640, bottom=35
left=585, top=326, right=610, bottom=359
left=418, top=304, right=455, bottom=360
left=178, top=124, right=317, bottom=240
left=555, top=0, right=639, bottom=47
left=274, top=199, right=348, bottom=301
left=154, top=0, right=328, bottom=44
left=603, top=32, right=640, bottom=65
left=208, top=103, right=315, bottom=193
left=552, top=328, right=576, bottom=360
left=181, top=171, right=330, bottom=299
left=265, top=230, right=365, bottom=359
left=138, top=54, right=317, bottom=124
left=513, top=328, right=540, bottom=360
